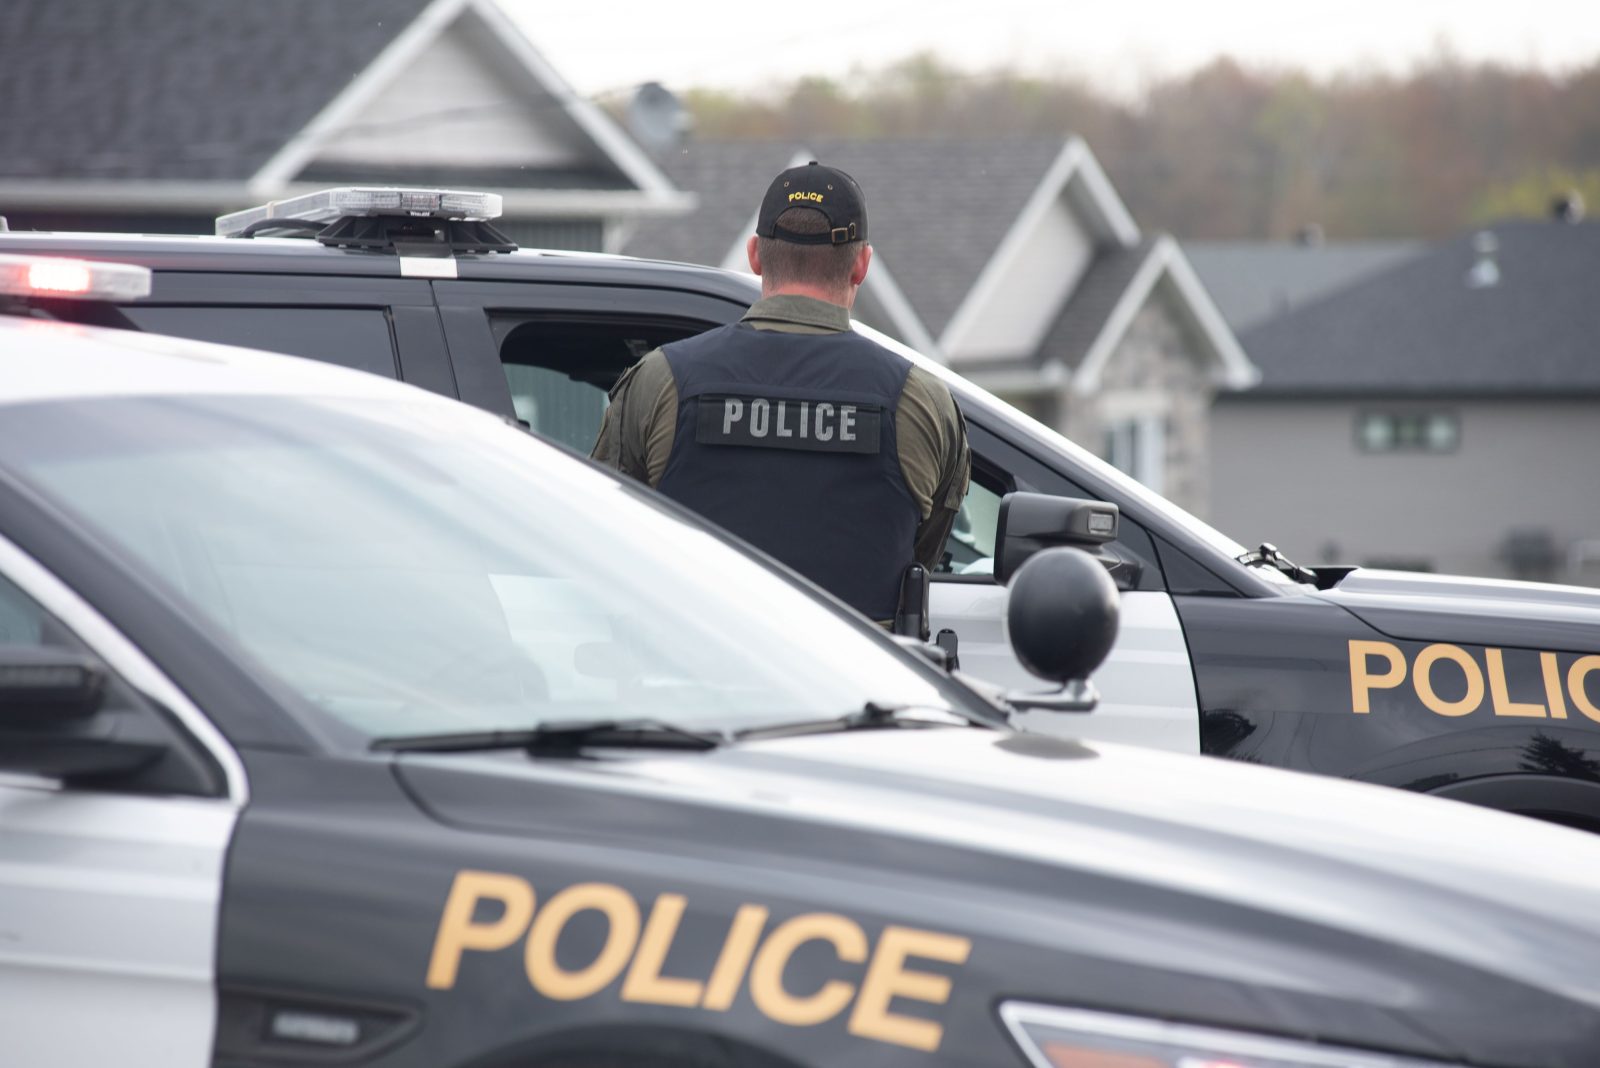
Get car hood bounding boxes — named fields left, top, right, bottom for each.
left=399, top=727, right=1600, bottom=1017
left=1313, top=568, right=1600, bottom=651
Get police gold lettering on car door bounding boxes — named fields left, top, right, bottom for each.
left=1349, top=640, right=1600, bottom=721
left=425, top=871, right=970, bottom=1053
left=696, top=395, right=881, bottom=454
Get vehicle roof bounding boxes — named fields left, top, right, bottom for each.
left=0, top=229, right=761, bottom=299
left=0, top=314, right=450, bottom=407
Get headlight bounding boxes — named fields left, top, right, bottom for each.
left=1000, top=1003, right=1458, bottom=1068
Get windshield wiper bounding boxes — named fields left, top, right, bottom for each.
left=735, top=702, right=976, bottom=742
left=1236, top=542, right=1318, bottom=584
left=371, top=718, right=724, bottom=756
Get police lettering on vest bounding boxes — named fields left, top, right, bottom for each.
left=656, top=324, right=919, bottom=620
left=697, top=395, right=881, bottom=454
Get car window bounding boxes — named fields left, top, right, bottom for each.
left=0, top=573, right=51, bottom=646
left=940, top=473, right=1006, bottom=576
left=122, top=306, right=399, bottom=377
left=503, top=364, right=608, bottom=452
left=494, top=318, right=705, bottom=453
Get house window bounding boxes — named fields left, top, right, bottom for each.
left=1356, top=411, right=1459, bottom=453
left=1102, top=415, right=1165, bottom=494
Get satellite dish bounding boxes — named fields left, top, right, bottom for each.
left=627, top=82, right=691, bottom=155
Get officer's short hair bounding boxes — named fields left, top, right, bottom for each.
left=757, top=209, right=860, bottom=292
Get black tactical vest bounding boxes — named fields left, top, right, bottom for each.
left=657, top=323, right=919, bottom=620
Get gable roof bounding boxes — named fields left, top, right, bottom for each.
left=624, top=138, right=1110, bottom=340
left=1186, top=239, right=1423, bottom=332
left=0, top=0, right=686, bottom=217
left=1039, top=240, right=1162, bottom=371
left=964, top=236, right=1257, bottom=393
left=1237, top=220, right=1600, bottom=396
left=624, top=136, right=1252, bottom=386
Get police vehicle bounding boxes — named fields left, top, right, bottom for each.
left=6, top=190, right=1600, bottom=831
left=9, top=254, right=1600, bottom=1068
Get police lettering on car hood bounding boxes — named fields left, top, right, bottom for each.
left=325, top=728, right=1600, bottom=1068
left=1326, top=570, right=1600, bottom=726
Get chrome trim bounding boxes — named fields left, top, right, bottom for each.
left=998, top=1003, right=1450, bottom=1068
left=0, top=533, right=248, bottom=806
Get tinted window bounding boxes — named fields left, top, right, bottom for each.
left=504, top=363, right=608, bottom=453
left=124, top=307, right=398, bottom=377
left=0, top=573, right=50, bottom=645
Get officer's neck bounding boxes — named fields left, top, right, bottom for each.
left=761, top=282, right=855, bottom=309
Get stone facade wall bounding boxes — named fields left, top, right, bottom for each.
left=1059, top=296, right=1214, bottom=517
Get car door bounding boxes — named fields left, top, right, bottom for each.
left=431, top=279, right=748, bottom=450
left=929, top=419, right=1202, bottom=753
left=0, top=534, right=244, bottom=1068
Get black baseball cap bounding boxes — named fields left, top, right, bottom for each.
left=756, top=161, right=867, bottom=245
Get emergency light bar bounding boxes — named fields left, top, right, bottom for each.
left=215, top=187, right=502, bottom=238
left=0, top=254, right=151, bottom=302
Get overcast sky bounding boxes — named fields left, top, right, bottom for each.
left=499, top=0, right=1600, bottom=101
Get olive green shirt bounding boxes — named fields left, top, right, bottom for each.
left=591, top=294, right=970, bottom=573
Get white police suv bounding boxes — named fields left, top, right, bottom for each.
left=6, top=190, right=1600, bottom=832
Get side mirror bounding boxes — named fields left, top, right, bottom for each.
left=1002, top=548, right=1120, bottom=713
left=0, top=646, right=105, bottom=721
left=0, top=646, right=162, bottom=780
left=995, top=493, right=1120, bottom=584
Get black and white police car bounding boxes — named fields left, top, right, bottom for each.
left=9, top=251, right=1600, bottom=1068
left=6, top=189, right=1600, bottom=831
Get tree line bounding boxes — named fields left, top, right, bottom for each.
left=667, top=53, right=1600, bottom=240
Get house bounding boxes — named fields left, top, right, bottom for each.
left=624, top=137, right=1255, bottom=516
left=1209, top=216, right=1600, bottom=584
left=0, top=0, right=689, bottom=250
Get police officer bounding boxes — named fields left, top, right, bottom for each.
left=592, top=161, right=970, bottom=622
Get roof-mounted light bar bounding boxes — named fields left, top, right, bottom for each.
left=216, top=187, right=503, bottom=237
left=0, top=254, right=151, bottom=302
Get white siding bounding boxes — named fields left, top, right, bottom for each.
left=945, top=195, right=1094, bottom=362
left=312, top=12, right=588, bottom=168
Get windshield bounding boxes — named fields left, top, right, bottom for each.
left=0, top=394, right=976, bottom=741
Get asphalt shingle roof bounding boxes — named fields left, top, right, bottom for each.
left=1186, top=240, right=1422, bottom=333
left=1238, top=221, right=1600, bottom=395
left=1036, top=239, right=1159, bottom=370
left=0, top=0, right=429, bottom=181
left=624, top=138, right=1068, bottom=339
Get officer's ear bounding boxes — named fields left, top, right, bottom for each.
left=746, top=235, right=763, bottom=277
left=850, top=244, right=872, bottom=288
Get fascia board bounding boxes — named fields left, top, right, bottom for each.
left=1162, top=239, right=1261, bottom=389
left=249, top=0, right=471, bottom=193
left=939, top=137, right=1141, bottom=358
left=1071, top=240, right=1169, bottom=394
left=1074, top=236, right=1261, bottom=394
left=468, top=0, right=681, bottom=200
